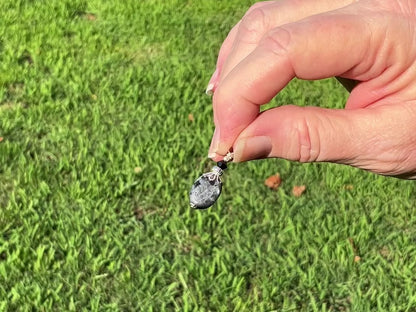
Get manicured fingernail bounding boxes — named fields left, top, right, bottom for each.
left=208, top=127, right=220, bottom=156
left=205, top=68, right=219, bottom=96
left=206, top=83, right=215, bottom=96
left=208, top=152, right=218, bottom=159
left=234, top=136, right=272, bottom=162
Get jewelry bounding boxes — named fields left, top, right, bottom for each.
left=189, top=152, right=233, bottom=209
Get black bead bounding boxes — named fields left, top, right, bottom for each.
left=217, top=161, right=227, bottom=170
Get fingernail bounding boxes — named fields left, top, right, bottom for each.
left=208, top=127, right=220, bottom=157
left=233, top=136, right=273, bottom=162
left=206, top=84, right=215, bottom=96
left=208, top=152, right=218, bottom=159
left=205, top=68, right=219, bottom=96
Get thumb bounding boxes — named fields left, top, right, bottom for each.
left=233, top=105, right=356, bottom=163
left=232, top=104, right=416, bottom=177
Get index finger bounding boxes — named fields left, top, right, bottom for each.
left=210, top=10, right=373, bottom=158
left=219, top=0, right=357, bottom=86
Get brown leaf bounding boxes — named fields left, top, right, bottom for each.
left=85, top=13, right=97, bottom=21
left=0, top=137, right=3, bottom=142
left=354, top=255, right=361, bottom=262
left=188, top=113, right=194, bottom=122
left=134, top=208, right=145, bottom=221
left=380, top=246, right=390, bottom=258
left=264, top=173, right=281, bottom=190
left=292, top=185, right=306, bottom=197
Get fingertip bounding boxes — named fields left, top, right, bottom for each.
left=208, top=152, right=222, bottom=162
left=208, top=127, right=220, bottom=155
left=205, top=69, right=219, bottom=96
left=205, top=83, right=215, bottom=96
left=233, top=136, right=273, bottom=162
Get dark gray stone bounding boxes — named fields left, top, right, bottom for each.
left=189, top=171, right=222, bottom=209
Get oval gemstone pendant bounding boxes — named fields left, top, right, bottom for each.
left=189, top=157, right=231, bottom=209
left=189, top=169, right=223, bottom=209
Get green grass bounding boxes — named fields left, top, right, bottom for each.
left=1, top=0, right=416, bottom=311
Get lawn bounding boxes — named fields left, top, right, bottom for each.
left=1, top=0, right=416, bottom=311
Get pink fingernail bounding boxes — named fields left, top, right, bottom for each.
left=208, top=127, right=220, bottom=157
left=206, top=84, right=215, bottom=96
left=207, top=152, right=218, bottom=159
left=205, top=68, right=219, bottom=96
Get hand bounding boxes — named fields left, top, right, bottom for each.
left=207, top=0, right=416, bottom=179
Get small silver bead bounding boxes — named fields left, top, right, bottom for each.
left=223, top=152, right=234, bottom=162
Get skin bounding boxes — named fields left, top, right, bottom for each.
left=207, top=0, right=416, bottom=179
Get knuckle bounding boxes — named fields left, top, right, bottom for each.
left=293, top=108, right=321, bottom=163
left=239, top=7, right=268, bottom=44
left=260, top=27, right=292, bottom=57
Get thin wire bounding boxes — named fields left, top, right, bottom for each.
left=223, top=152, right=234, bottom=162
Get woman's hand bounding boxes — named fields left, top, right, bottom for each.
left=208, top=0, right=416, bottom=179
